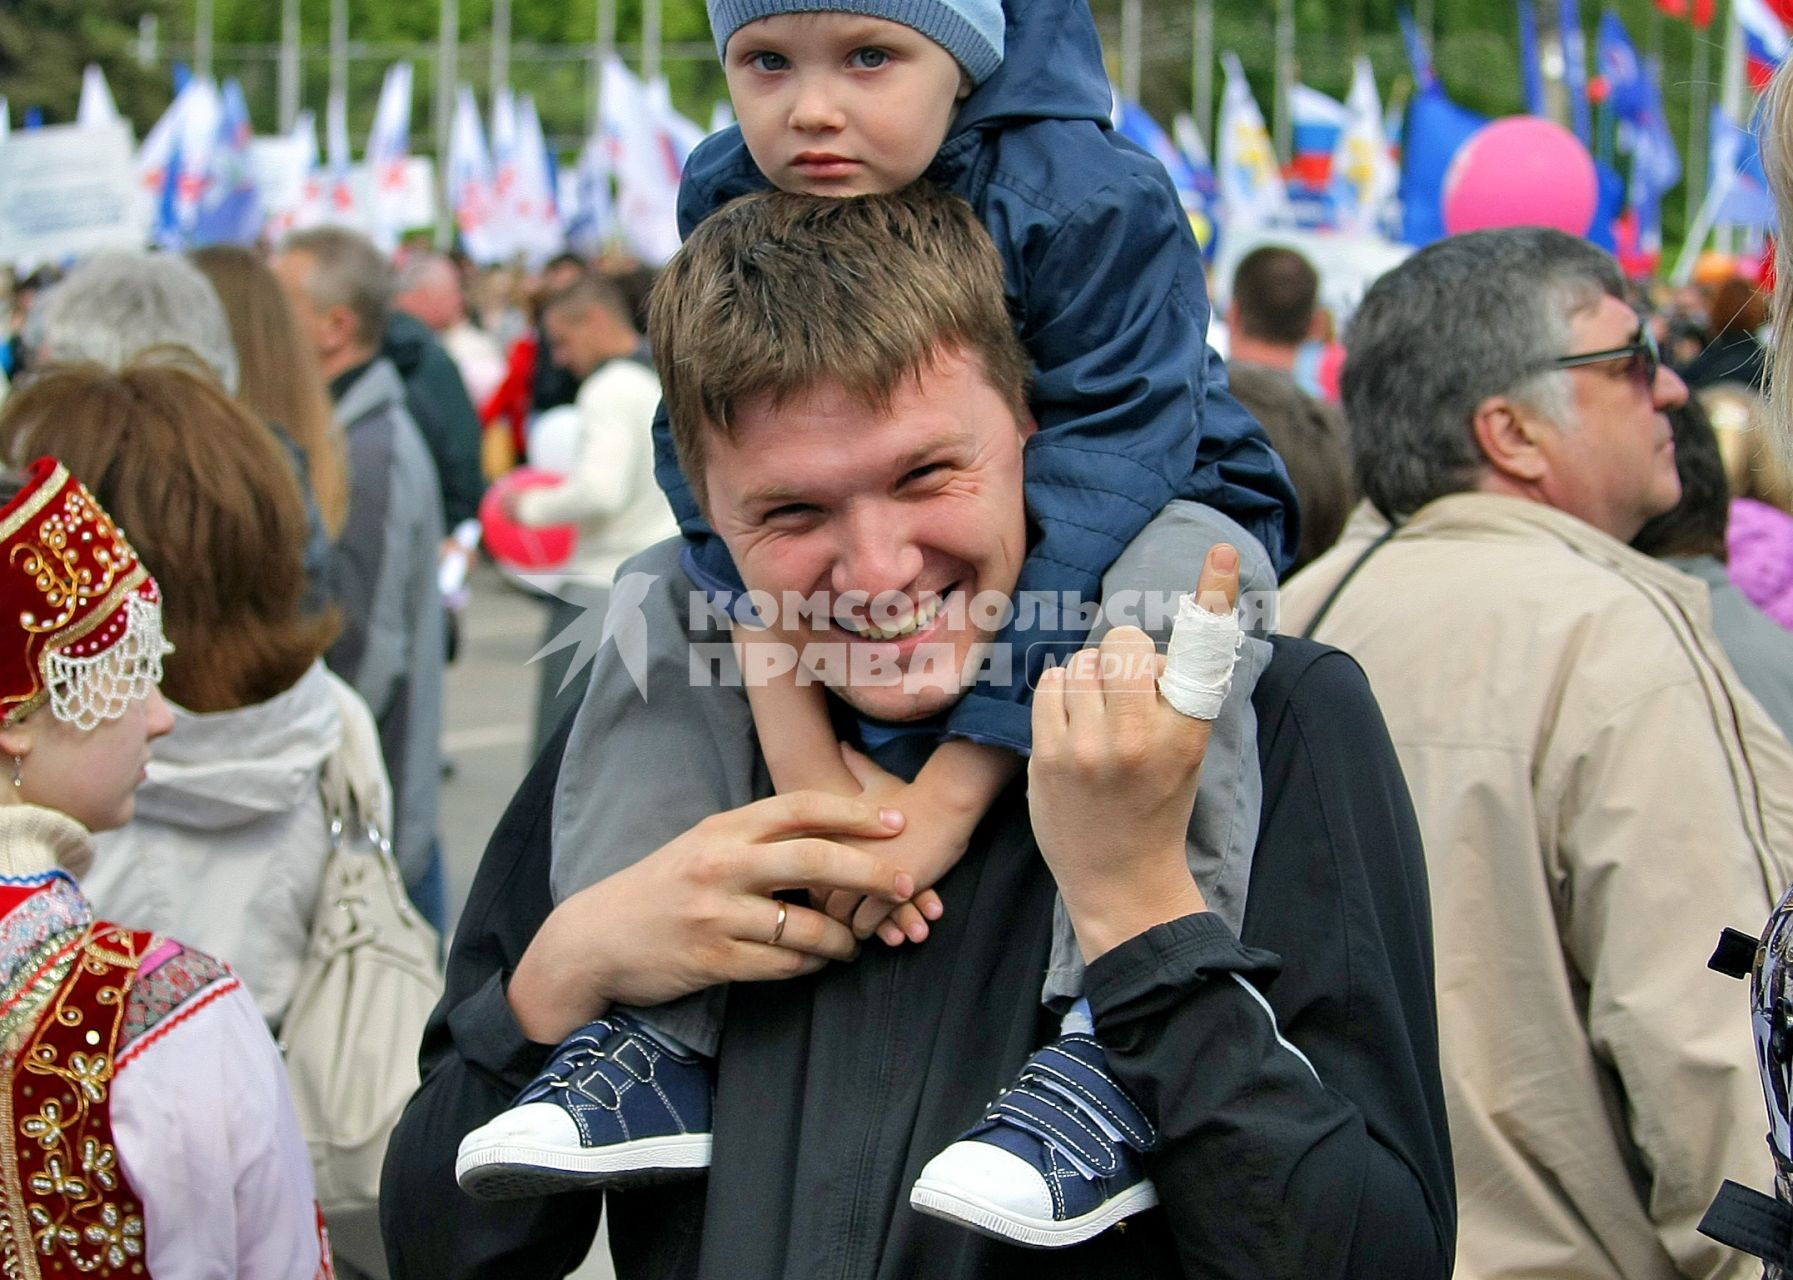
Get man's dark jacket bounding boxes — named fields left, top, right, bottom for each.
left=381, top=636, right=1456, bottom=1278
left=382, top=309, right=488, bottom=528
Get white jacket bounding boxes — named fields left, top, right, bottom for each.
left=516, top=355, right=678, bottom=588
left=83, top=661, right=392, bottom=1029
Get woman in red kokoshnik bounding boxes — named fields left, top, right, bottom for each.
left=0, top=458, right=333, bottom=1278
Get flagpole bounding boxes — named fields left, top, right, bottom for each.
left=645, top=0, right=663, bottom=82
left=1274, top=0, right=1294, bottom=162
left=329, top=0, right=347, bottom=117
left=1192, top=0, right=1213, bottom=145
left=435, top=0, right=459, bottom=250
left=1718, top=0, right=1745, bottom=252
left=196, top=0, right=214, bottom=81
left=1687, top=22, right=1713, bottom=233
left=278, top=0, right=299, bottom=130
left=491, top=0, right=511, bottom=97
left=1122, top=0, right=1142, bottom=104
left=590, top=0, right=616, bottom=137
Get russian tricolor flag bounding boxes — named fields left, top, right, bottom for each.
left=1738, top=0, right=1789, bottom=89
left=1289, top=84, right=1350, bottom=189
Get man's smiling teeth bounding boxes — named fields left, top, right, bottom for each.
left=845, top=593, right=945, bottom=641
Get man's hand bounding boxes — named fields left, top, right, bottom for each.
left=508, top=791, right=916, bottom=1043
left=1028, top=545, right=1241, bottom=961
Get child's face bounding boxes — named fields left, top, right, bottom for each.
left=725, top=13, right=970, bottom=197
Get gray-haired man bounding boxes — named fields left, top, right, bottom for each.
left=274, top=227, right=445, bottom=922
left=1281, top=227, right=1793, bottom=1280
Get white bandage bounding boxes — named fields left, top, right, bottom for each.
left=1157, top=594, right=1242, bottom=720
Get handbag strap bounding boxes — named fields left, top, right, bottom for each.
left=1299, top=518, right=1404, bottom=640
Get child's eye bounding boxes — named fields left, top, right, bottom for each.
left=849, top=47, right=891, bottom=69
left=746, top=50, right=789, bottom=72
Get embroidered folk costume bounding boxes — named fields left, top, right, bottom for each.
left=0, top=461, right=331, bottom=1279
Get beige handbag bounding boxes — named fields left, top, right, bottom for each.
left=280, top=678, right=443, bottom=1277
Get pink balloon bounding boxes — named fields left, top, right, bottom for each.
left=1442, top=116, right=1598, bottom=237
left=480, top=468, right=577, bottom=571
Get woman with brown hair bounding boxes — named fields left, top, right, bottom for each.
left=188, top=244, right=350, bottom=539
left=0, top=354, right=391, bottom=1033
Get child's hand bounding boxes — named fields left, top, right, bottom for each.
left=820, top=744, right=968, bottom=947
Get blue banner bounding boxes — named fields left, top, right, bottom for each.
left=1519, top=0, right=1547, bottom=116
left=1559, top=0, right=1592, bottom=143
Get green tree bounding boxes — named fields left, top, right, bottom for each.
left=0, top=0, right=179, bottom=134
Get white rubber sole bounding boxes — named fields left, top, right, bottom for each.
left=909, top=1176, right=1159, bottom=1249
left=456, top=1133, right=712, bottom=1200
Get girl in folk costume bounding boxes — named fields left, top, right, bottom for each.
left=0, top=458, right=332, bottom=1278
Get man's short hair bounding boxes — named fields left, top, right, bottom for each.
left=648, top=185, right=1031, bottom=505
left=1631, top=398, right=1732, bottom=560
left=33, top=252, right=239, bottom=394
left=1228, top=365, right=1355, bottom=572
left=544, top=276, right=635, bottom=331
left=1341, top=227, right=1624, bottom=521
left=280, top=226, right=394, bottom=349
left=1232, top=246, right=1320, bottom=346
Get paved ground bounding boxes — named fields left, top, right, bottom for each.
left=438, top=561, right=616, bottom=1279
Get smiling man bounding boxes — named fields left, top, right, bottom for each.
left=1280, top=228, right=1793, bottom=1280
left=382, top=188, right=1454, bottom=1278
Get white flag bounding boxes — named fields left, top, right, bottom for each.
left=512, top=94, right=563, bottom=265
left=365, top=62, right=415, bottom=248
left=449, top=86, right=503, bottom=262
left=709, top=100, right=735, bottom=136
left=1217, top=54, right=1290, bottom=234
left=601, top=55, right=682, bottom=264
left=170, top=79, right=223, bottom=244
left=0, top=99, right=9, bottom=144
left=1330, top=56, right=1397, bottom=236
left=77, top=65, right=123, bottom=133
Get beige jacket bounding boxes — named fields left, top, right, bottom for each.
left=1280, top=493, right=1793, bottom=1280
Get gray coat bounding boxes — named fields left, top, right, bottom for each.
left=327, top=357, right=444, bottom=887
left=1671, top=554, right=1793, bottom=746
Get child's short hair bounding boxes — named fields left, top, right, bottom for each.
left=708, top=0, right=1005, bottom=85
left=648, top=185, right=1031, bottom=506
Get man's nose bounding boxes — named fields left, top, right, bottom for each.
left=829, top=510, right=923, bottom=601
left=1653, top=363, right=1689, bottom=411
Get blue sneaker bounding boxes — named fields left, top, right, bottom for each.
left=909, top=1033, right=1158, bottom=1248
left=455, top=1012, right=713, bottom=1199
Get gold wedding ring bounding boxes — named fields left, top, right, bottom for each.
left=767, top=900, right=789, bottom=946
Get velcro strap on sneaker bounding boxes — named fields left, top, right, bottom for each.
left=611, top=1034, right=657, bottom=1084
left=989, top=1089, right=1118, bottom=1177
left=1025, top=1037, right=1157, bottom=1150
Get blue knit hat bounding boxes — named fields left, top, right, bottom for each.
left=709, top=0, right=1005, bottom=86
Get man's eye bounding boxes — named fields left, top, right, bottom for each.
left=902, top=463, right=948, bottom=485
left=746, top=51, right=789, bottom=72
left=764, top=504, right=818, bottom=524
left=850, top=47, right=891, bottom=68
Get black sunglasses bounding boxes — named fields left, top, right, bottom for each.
left=1546, top=320, right=1661, bottom=388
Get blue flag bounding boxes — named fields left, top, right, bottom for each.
left=1709, top=104, right=1777, bottom=229
left=1596, top=11, right=1648, bottom=120
left=1399, top=9, right=1437, bottom=92
left=1559, top=0, right=1592, bottom=143
left=1519, top=0, right=1547, bottom=116
left=1401, top=85, right=1488, bottom=245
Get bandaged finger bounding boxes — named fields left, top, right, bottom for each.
left=1157, top=593, right=1242, bottom=720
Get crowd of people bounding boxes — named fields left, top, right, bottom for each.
left=0, top=0, right=1791, bottom=1273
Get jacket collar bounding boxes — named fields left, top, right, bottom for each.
left=1392, top=492, right=1716, bottom=617
left=331, top=357, right=407, bottom=429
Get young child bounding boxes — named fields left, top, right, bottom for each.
left=456, top=0, right=1297, bottom=1248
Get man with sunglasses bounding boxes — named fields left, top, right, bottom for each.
left=1281, top=227, right=1793, bottom=1280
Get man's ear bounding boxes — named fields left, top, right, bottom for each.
left=1471, top=394, right=1550, bottom=485
left=322, top=303, right=361, bottom=357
